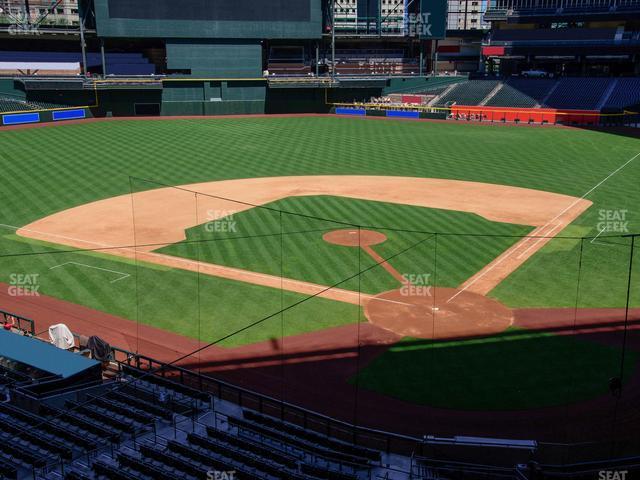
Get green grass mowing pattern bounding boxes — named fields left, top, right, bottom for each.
left=0, top=117, right=639, bottom=317
left=0, top=236, right=359, bottom=348
left=156, top=195, right=532, bottom=294
left=352, top=328, right=638, bottom=410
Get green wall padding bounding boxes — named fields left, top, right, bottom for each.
left=167, top=41, right=262, bottom=77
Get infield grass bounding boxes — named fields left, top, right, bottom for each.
left=157, top=195, right=532, bottom=294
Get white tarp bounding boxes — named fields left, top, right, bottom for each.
left=49, top=323, right=75, bottom=350
left=0, top=62, right=80, bottom=71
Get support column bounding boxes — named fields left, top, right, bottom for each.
left=101, top=39, right=107, bottom=77
left=79, top=9, right=88, bottom=76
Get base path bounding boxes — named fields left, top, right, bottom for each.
left=17, top=176, right=592, bottom=300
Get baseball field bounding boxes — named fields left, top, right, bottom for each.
left=1, top=116, right=639, bottom=439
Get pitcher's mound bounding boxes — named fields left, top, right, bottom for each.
left=364, top=287, right=513, bottom=340
left=323, top=229, right=388, bottom=247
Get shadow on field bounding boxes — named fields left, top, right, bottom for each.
left=172, top=308, right=640, bottom=443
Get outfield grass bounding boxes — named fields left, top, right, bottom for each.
left=0, top=117, right=638, bottom=346
left=352, top=328, right=638, bottom=410
left=0, top=234, right=360, bottom=347
left=157, top=195, right=532, bottom=294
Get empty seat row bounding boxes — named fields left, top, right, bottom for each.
left=244, top=410, right=380, bottom=462
left=118, top=451, right=189, bottom=480
left=206, top=426, right=298, bottom=469
left=0, top=403, right=101, bottom=452
left=65, top=400, right=141, bottom=434
left=603, top=78, right=640, bottom=109
left=92, top=458, right=142, bottom=480
left=188, top=432, right=286, bottom=478
left=0, top=415, right=73, bottom=460
left=229, top=412, right=370, bottom=466
left=40, top=403, right=123, bottom=444
left=139, top=443, right=208, bottom=478
left=122, top=365, right=211, bottom=403
left=167, top=439, right=265, bottom=480
left=107, top=388, right=174, bottom=420
left=434, top=80, right=500, bottom=106
left=207, top=426, right=359, bottom=480
left=545, top=77, right=611, bottom=109
left=0, top=430, right=50, bottom=469
left=86, top=393, right=157, bottom=425
left=0, top=457, right=17, bottom=480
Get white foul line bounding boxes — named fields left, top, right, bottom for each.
left=3, top=222, right=414, bottom=307
left=516, top=223, right=563, bottom=260
left=49, top=261, right=131, bottom=284
left=447, top=150, right=640, bottom=304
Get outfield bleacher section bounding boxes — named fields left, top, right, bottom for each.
left=603, top=77, right=640, bottom=109
left=543, top=77, right=612, bottom=110
left=0, top=95, right=66, bottom=113
left=0, top=96, right=29, bottom=113
left=433, top=80, right=500, bottom=106
left=485, top=78, right=556, bottom=107
left=423, top=77, right=640, bottom=111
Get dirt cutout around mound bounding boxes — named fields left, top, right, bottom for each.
left=323, top=229, right=388, bottom=247
left=17, top=176, right=591, bottom=306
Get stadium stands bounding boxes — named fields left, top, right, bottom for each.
left=485, top=78, right=556, bottom=107
left=0, top=95, right=67, bottom=113
left=603, top=77, right=640, bottom=109
left=267, top=46, right=312, bottom=76
left=418, top=77, right=640, bottom=111
left=0, top=96, right=29, bottom=113
left=544, top=77, right=612, bottom=110
left=334, top=49, right=421, bottom=76
left=433, top=80, right=501, bottom=106
left=0, top=316, right=397, bottom=480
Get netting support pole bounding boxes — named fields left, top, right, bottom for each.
left=618, top=234, right=636, bottom=383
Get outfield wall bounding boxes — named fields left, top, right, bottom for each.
left=0, top=80, right=383, bottom=126
left=450, top=105, right=601, bottom=126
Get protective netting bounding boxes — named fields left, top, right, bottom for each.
left=0, top=178, right=638, bottom=465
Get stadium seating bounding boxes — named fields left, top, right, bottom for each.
left=486, top=78, right=556, bottom=107
left=433, top=80, right=501, bottom=106
left=425, top=77, right=640, bottom=112
left=334, top=49, right=421, bottom=76
left=0, top=97, right=30, bottom=113
left=0, top=95, right=68, bottom=113
left=544, top=77, right=612, bottom=109
left=603, top=77, right=640, bottom=109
